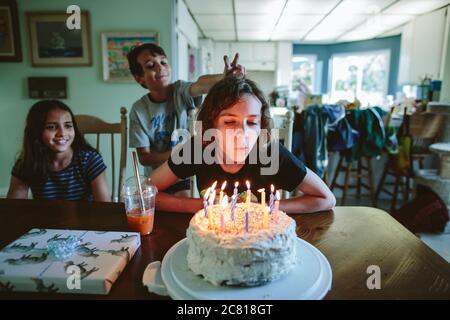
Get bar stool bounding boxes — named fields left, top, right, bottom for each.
left=375, top=111, right=444, bottom=211
left=375, top=151, right=434, bottom=212
left=330, top=154, right=376, bottom=206
left=375, top=155, right=412, bottom=212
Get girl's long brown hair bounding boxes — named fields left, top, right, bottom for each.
left=15, top=100, right=94, bottom=184
left=196, top=77, right=272, bottom=139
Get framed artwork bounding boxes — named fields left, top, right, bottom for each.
left=27, top=11, right=91, bottom=67
left=0, top=0, right=22, bottom=62
left=101, top=32, right=159, bottom=82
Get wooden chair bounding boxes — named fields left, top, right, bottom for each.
left=277, top=110, right=294, bottom=152
left=274, top=110, right=294, bottom=199
left=375, top=112, right=444, bottom=211
left=75, top=107, right=128, bottom=202
left=188, top=108, right=200, bottom=198
left=330, top=107, right=387, bottom=207
left=330, top=155, right=376, bottom=206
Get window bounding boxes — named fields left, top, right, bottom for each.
left=292, top=55, right=317, bottom=93
left=330, top=50, right=390, bottom=107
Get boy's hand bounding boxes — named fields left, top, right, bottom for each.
left=223, top=53, right=246, bottom=78
left=190, top=53, right=246, bottom=96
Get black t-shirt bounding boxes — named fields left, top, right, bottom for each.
left=167, top=136, right=307, bottom=196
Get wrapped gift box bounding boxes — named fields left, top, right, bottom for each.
left=0, top=228, right=141, bottom=295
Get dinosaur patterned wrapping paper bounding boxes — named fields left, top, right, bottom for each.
left=0, top=229, right=141, bottom=295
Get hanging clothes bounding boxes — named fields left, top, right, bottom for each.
left=342, top=107, right=386, bottom=161
left=327, top=104, right=358, bottom=152
left=292, top=104, right=345, bottom=178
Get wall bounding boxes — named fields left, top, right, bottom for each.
left=212, top=41, right=277, bottom=74
left=177, top=33, right=189, bottom=81
left=197, top=38, right=214, bottom=76
left=441, top=8, right=450, bottom=102
left=176, top=0, right=199, bottom=81
left=276, top=42, right=292, bottom=87
left=293, top=35, right=401, bottom=96
left=0, top=0, right=175, bottom=194
left=246, top=70, right=276, bottom=97
left=398, top=6, right=448, bottom=84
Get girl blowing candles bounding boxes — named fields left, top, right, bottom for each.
left=150, top=77, right=335, bottom=214
left=7, top=100, right=110, bottom=202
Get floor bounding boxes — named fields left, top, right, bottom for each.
left=419, top=224, right=450, bottom=263
left=337, top=197, right=450, bottom=263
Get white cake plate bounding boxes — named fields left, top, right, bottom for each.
left=143, top=237, right=332, bottom=300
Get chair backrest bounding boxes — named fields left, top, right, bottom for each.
left=409, top=112, right=445, bottom=152
left=75, top=107, right=128, bottom=201
left=188, top=108, right=200, bottom=198
left=409, top=112, right=444, bottom=139
left=272, top=110, right=294, bottom=199
left=275, top=110, right=294, bottom=152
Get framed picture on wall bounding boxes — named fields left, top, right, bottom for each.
left=0, top=0, right=22, bottom=62
left=27, top=11, right=91, bottom=67
left=101, top=32, right=159, bottom=82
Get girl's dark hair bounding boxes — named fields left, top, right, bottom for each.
left=16, top=100, right=93, bottom=184
left=127, top=43, right=167, bottom=89
left=197, top=77, right=272, bottom=138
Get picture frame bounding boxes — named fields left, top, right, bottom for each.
left=101, top=32, right=159, bottom=82
left=27, top=11, right=91, bottom=67
left=0, top=0, right=22, bottom=62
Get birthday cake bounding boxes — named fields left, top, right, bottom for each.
left=186, top=202, right=297, bottom=286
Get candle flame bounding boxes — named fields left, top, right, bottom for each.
left=203, top=187, right=210, bottom=200
left=257, top=188, right=265, bottom=193
left=221, top=181, right=227, bottom=191
left=276, top=190, right=281, bottom=200
left=211, top=180, right=218, bottom=190
left=271, top=184, right=274, bottom=193
left=221, top=195, right=229, bottom=208
left=234, top=181, right=239, bottom=188
left=246, top=180, right=250, bottom=189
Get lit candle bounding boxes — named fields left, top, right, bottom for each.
left=221, top=195, right=228, bottom=232
left=208, top=187, right=216, bottom=228
left=258, top=188, right=265, bottom=207
left=274, top=190, right=280, bottom=212
left=263, top=207, right=268, bottom=228
left=210, top=189, right=216, bottom=206
left=207, top=203, right=213, bottom=228
left=274, top=190, right=280, bottom=222
left=231, top=194, right=237, bottom=221
left=269, top=184, right=275, bottom=214
left=246, top=180, right=251, bottom=208
left=219, top=181, right=227, bottom=204
left=203, top=187, right=211, bottom=218
left=233, top=182, right=239, bottom=197
left=210, top=181, right=218, bottom=204
left=245, top=208, right=249, bottom=233
left=258, top=188, right=268, bottom=229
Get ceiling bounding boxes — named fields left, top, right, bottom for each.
left=184, top=0, right=450, bottom=43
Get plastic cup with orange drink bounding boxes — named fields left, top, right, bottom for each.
left=122, top=176, right=157, bottom=236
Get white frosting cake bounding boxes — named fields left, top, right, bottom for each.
left=186, top=202, right=297, bottom=286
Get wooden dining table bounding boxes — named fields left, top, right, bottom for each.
left=0, top=198, right=449, bottom=300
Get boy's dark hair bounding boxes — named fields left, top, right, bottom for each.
left=197, top=77, right=272, bottom=138
left=15, top=100, right=94, bottom=184
left=127, top=43, right=167, bottom=88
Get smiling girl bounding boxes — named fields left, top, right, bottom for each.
left=150, top=77, right=335, bottom=214
left=7, top=100, right=110, bottom=202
